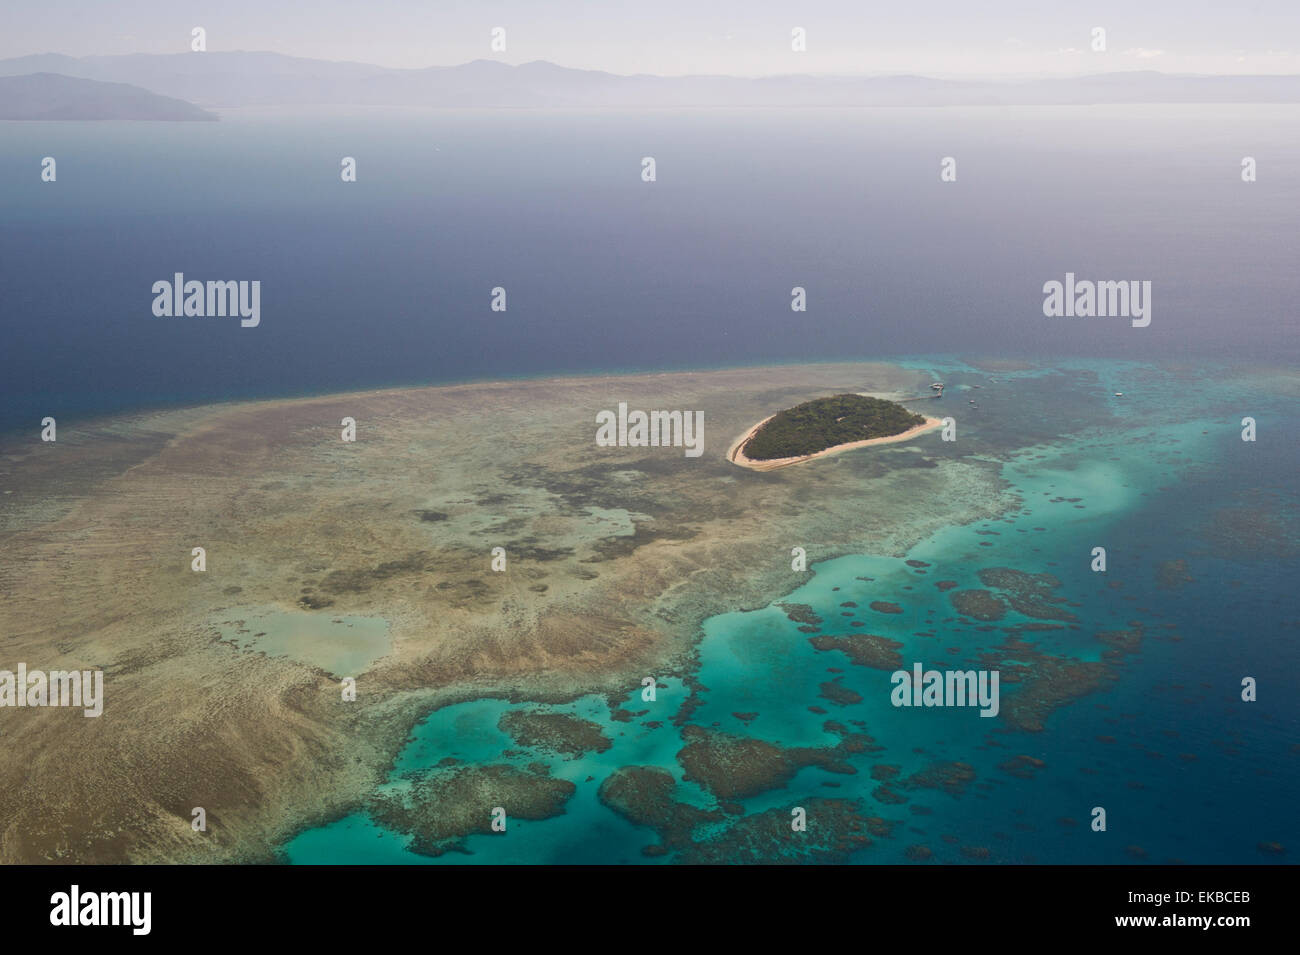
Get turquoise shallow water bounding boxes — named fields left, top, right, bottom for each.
left=285, top=359, right=1298, bottom=864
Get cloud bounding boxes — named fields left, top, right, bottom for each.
left=1122, top=47, right=1166, bottom=59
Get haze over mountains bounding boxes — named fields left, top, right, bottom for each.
left=2, top=51, right=1300, bottom=112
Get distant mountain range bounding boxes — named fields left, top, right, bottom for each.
left=2, top=52, right=1299, bottom=115
left=0, top=72, right=216, bottom=120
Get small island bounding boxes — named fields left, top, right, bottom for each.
left=728, top=393, right=943, bottom=471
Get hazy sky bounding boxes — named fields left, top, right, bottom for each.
left=5, top=0, right=1299, bottom=76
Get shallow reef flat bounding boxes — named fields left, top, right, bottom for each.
left=0, top=362, right=1012, bottom=862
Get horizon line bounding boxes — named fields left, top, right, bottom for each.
left=7, top=50, right=1300, bottom=82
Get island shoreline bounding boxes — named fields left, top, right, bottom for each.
left=727, top=408, right=945, bottom=471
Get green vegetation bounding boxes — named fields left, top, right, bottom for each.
left=742, top=394, right=925, bottom=461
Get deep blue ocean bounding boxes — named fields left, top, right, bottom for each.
left=2, top=105, right=1298, bottom=433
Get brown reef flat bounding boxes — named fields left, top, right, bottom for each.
left=807, top=632, right=905, bottom=670
left=675, top=725, right=856, bottom=800
left=498, top=710, right=612, bottom=758
left=0, top=362, right=1011, bottom=862
left=369, top=764, right=574, bottom=856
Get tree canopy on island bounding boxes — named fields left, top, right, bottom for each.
left=743, top=394, right=925, bottom=460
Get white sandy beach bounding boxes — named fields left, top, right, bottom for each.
left=727, top=412, right=945, bottom=471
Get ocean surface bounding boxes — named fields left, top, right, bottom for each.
left=2, top=107, right=1295, bottom=863
left=284, top=358, right=1298, bottom=864
left=2, top=105, right=1299, bottom=434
